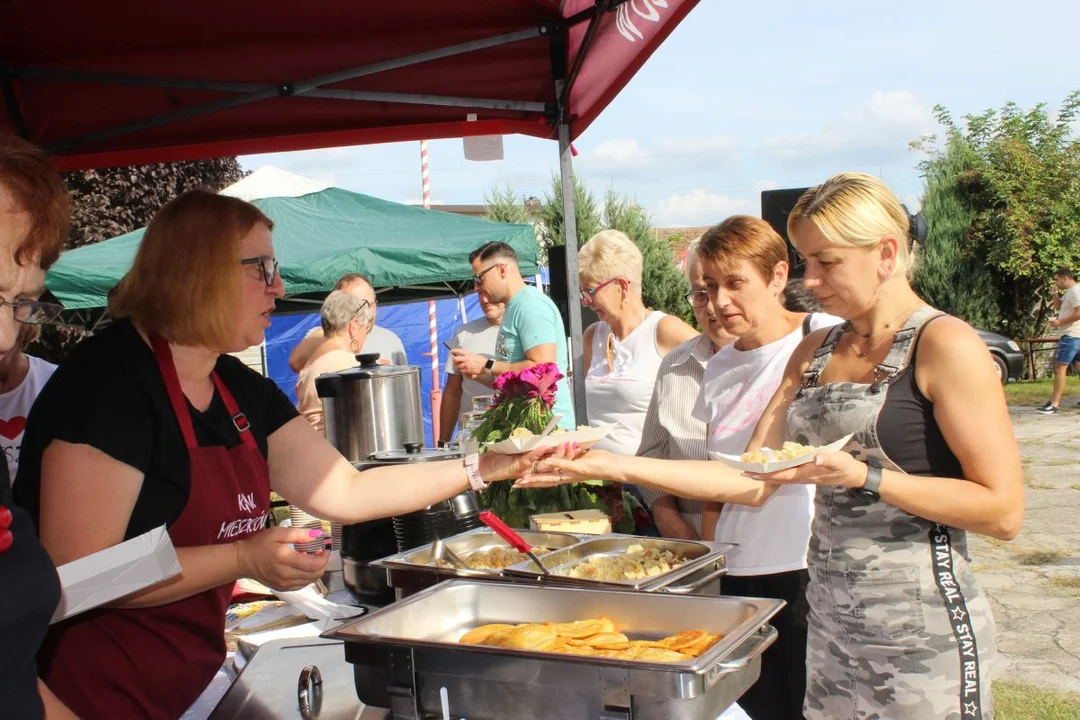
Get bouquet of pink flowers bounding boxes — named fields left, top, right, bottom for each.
left=471, top=363, right=642, bottom=532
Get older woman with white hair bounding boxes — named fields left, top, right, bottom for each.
left=579, top=230, right=698, bottom=530
left=295, top=290, right=373, bottom=434
left=580, top=230, right=698, bottom=455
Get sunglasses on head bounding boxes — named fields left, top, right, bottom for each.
left=240, top=255, right=280, bottom=287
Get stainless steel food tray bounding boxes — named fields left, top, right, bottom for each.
left=326, top=579, right=783, bottom=720
left=370, top=526, right=585, bottom=583
left=503, top=535, right=735, bottom=592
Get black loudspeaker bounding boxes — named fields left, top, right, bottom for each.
left=761, top=187, right=810, bottom=278
left=547, top=244, right=599, bottom=332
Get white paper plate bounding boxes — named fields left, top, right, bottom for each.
left=712, top=433, right=855, bottom=473
left=483, top=424, right=615, bottom=455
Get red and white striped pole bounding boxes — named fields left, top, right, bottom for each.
left=422, top=140, right=442, bottom=442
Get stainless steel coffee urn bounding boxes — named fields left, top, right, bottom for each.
left=315, top=353, right=424, bottom=461
left=316, top=354, right=480, bottom=606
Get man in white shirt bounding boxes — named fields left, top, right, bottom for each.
left=1, top=324, right=57, bottom=484
left=288, top=273, right=407, bottom=371
left=438, top=292, right=504, bottom=446
left=1037, top=267, right=1080, bottom=414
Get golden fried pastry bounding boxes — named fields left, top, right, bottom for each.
left=459, top=623, right=515, bottom=645
left=659, top=629, right=708, bottom=651
left=552, top=617, right=616, bottom=638
left=637, top=647, right=690, bottom=662
left=679, top=633, right=722, bottom=657
left=506, top=623, right=558, bottom=651
left=456, top=617, right=720, bottom=664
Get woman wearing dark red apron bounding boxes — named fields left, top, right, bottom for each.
left=14, top=190, right=548, bottom=718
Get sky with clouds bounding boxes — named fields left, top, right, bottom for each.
left=241, top=0, right=1079, bottom=228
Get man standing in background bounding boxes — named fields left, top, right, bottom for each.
left=451, top=242, right=575, bottom=428
left=288, top=273, right=407, bottom=371
left=1037, top=267, right=1080, bottom=415
left=438, top=292, right=504, bottom=446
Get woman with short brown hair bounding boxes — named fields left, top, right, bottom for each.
left=14, top=188, right=546, bottom=719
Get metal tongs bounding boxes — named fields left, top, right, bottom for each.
left=432, top=538, right=469, bottom=570
left=479, top=510, right=551, bottom=575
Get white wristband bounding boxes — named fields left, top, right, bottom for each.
left=464, top=453, right=488, bottom=491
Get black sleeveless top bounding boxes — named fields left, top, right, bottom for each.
left=877, top=316, right=964, bottom=478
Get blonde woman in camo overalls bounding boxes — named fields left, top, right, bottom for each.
left=519, top=173, right=1023, bottom=719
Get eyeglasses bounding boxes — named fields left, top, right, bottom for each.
left=472, top=263, right=504, bottom=286
left=684, top=289, right=709, bottom=308
left=241, top=255, right=280, bottom=287
left=0, top=299, right=64, bottom=325
left=579, top=277, right=621, bottom=305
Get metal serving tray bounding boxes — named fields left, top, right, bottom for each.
left=503, top=535, right=734, bottom=592
left=326, top=579, right=783, bottom=720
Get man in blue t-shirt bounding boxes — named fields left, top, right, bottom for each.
left=450, top=242, right=575, bottom=428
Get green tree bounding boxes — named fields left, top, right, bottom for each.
left=537, top=173, right=602, bottom=257
left=601, top=190, right=694, bottom=325
left=912, top=92, right=1080, bottom=339
left=482, top=184, right=530, bottom=225
left=912, top=137, right=1001, bottom=329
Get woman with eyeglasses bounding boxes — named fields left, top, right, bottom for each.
left=518, top=176, right=1021, bottom=719
left=13, top=189, right=548, bottom=719
left=578, top=231, right=697, bottom=530
left=0, top=134, right=76, bottom=719
left=295, top=290, right=372, bottom=434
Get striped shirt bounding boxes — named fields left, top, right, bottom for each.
left=635, top=334, right=714, bottom=534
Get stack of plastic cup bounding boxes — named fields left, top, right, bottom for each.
left=289, top=505, right=325, bottom=555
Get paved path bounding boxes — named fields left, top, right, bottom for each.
left=971, top=407, right=1080, bottom=693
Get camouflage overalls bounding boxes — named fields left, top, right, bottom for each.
left=785, top=307, right=996, bottom=719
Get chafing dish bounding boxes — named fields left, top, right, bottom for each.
left=372, top=529, right=733, bottom=598
left=503, top=535, right=734, bottom=593
left=326, top=579, right=783, bottom=720
left=369, top=527, right=585, bottom=596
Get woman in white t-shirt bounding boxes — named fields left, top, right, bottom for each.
left=689, top=216, right=838, bottom=720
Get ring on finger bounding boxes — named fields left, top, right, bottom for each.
left=531, top=460, right=540, bottom=474
left=557, top=468, right=564, bottom=481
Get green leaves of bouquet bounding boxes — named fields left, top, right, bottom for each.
left=470, top=363, right=636, bottom=532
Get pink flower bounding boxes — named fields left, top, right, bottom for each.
left=490, top=363, right=563, bottom=409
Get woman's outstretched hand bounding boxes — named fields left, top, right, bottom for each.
left=744, top=451, right=866, bottom=489
left=512, top=443, right=608, bottom=488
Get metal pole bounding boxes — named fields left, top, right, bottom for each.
left=421, top=140, right=442, bottom=443
left=557, top=120, right=588, bottom=424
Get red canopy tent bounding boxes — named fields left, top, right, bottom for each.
left=0, top=0, right=699, bottom=419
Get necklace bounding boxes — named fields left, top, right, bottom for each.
left=847, top=301, right=922, bottom=358
left=607, top=308, right=650, bottom=369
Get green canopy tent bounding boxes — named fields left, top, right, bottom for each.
left=46, top=182, right=537, bottom=324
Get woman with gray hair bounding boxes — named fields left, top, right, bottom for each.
left=579, top=230, right=698, bottom=531
left=295, top=290, right=373, bottom=434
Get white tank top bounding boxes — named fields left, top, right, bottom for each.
left=585, top=311, right=666, bottom=456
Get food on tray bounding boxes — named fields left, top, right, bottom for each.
left=560, top=543, right=688, bottom=581
left=740, top=441, right=817, bottom=464
left=459, top=616, right=722, bottom=663
left=432, top=545, right=552, bottom=570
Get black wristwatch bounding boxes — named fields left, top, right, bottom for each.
left=853, top=458, right=883, bottom=500
left=484, top=358, right=496, bottom=375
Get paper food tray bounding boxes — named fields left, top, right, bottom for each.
left=484, top=423, right=614, bottom=455
left=712, top=433, right=855, bottom=473
left=51, top=525, right=181, bottom=623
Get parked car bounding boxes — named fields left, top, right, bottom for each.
left=976, top=329, right=1025, bottom=384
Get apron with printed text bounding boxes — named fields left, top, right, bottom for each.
left=42, top=336, right=270, bottom=719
